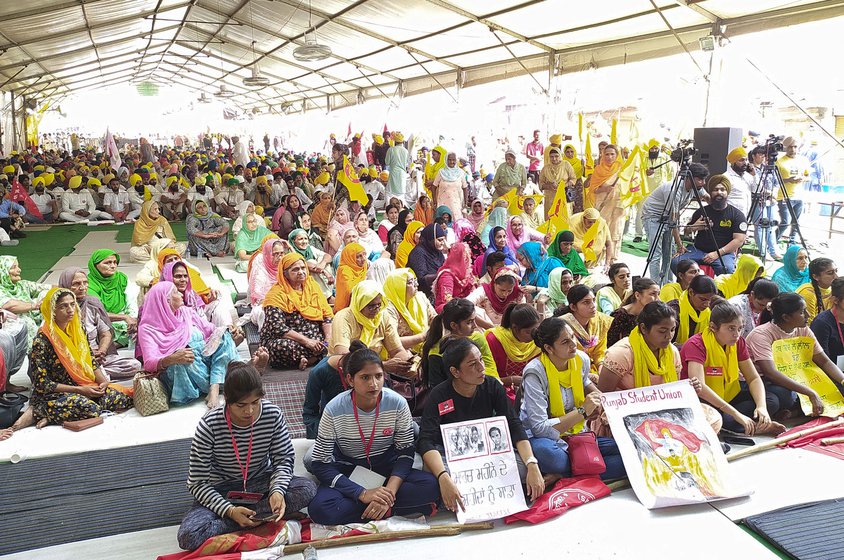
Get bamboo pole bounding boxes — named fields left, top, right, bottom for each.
left=283, top=521, right=494, bottom=555
left=726, top=418, right=844, bottom=461
left=821, top=436, right=844, bottom=446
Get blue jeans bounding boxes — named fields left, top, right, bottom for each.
left=776, top=199, right=803, bottom=242
left=749, top=204, right=778, bottom=256
left=671, top=245, right=736, bottom=275
left=529, top=435, right=626, bottom=481
left=643, top=217, right=674, bottom=284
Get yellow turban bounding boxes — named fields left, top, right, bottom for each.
left=194, top=175, right=206, bottom=186
left=726, top=146, right=747, bottom=164
left=368, top=165, right=377, bottom=177
left=103, top=174, right=115, bottom=184
left=222, top=173, right=233, bottom=184
left=42, top=172, right=55, bottom=186
left=393, top=132, right=405, bottom=143
left=34, top=165, right=45, bottom=172
left=32, top=176, right=45, bottom=188
left=549, top=134, right=562, bottom=146
left=648, top=138, right=660, bottom=149
left=129, top=173, right=142, bottom=186
left=2, top=165, right=14, bottom=174
left=149, top=172, right=158, bottom=181
left=315, top=171, right=330, bottom=186
left=69, top=175, right=83, bottom=189
left=87, top=178, right=102, bottom=187
left=379, top=171, right=389, bottom=182
left=374, top=135, right=384, bottom=144
left=256, top=175, right=268, bottom=187
left=166, top=176, right=179, bottom=187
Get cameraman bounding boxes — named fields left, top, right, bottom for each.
left=641, top=162, right=709, bottom=284
left=672, top=175, right=747, bottom=275
left=774, top=136, right=807, bottom=245
left=748, top=146, right=780, bottom=260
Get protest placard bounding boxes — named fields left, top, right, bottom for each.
left=772, top=336, right=844, bottom=418
left=441, top=416, right=527, bottom=523
left=602, top=380, right=750, bottom=509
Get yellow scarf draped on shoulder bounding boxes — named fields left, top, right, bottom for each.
left=489, top=325, right=539, bottom=363
left=676, top=291, right=711, bottom=344
left=628, top=326, right=678, bottom=388
left=700, top=328, right=740, bottom=402
left=540, top=352, right=584, bottom=433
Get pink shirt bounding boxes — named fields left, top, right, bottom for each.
left=679, top=333, right=750, bottom=379
left=525, top=141, right=544, bottom=171
left=745, top=322, right=823, bottom=364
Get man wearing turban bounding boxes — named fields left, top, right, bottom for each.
left=671, top=173, right=748, bottom=275
left=214, top=176, right=244, bottom=219
left=724, top=146, right=752, bottom=216
left=59, top=175, right=112, bottom=222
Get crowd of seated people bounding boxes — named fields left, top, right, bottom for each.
left=0, top=136, right=841, bottom=554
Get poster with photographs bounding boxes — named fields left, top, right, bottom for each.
left=602, top=380, right=750, bottom=509
left=441, top=416, right=527, bottom=523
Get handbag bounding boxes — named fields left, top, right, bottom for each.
left=133, top=372, right=170, bottom=416
left=63, top=417, right=104, bottom=432
left=0, top=392, right=27, bottom=429
left=564, top=431, right=606, bottom=476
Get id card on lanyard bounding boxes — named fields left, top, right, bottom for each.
left=352, top=391, right=382, bottom=470
left=224, top=408, right=262, bottom=505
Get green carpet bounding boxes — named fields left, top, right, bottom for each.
left=9, top=222, right=189, bottom=281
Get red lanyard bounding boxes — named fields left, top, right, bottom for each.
left=834, top=309, right=844, bottom=349
left=225, top=408, right=254, bottom=492
left=351, top=392, right=381, bottom=463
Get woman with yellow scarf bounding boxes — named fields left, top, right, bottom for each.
left=538, top=146, right=575, bottom=221
left=129, top=200, right=186, bottom=263
left=485, top=303, right=541, bottom=401
left=680, top=297, right=782, bottom=436
left=568, top=208, right=614, bottom=269
left=563, top=144, right=585, bottom=213
left=518, top=317, right=625, bottom=480
left=329, top=280, right=414, bottom=376
left=584, top=144, right=625, bottom=258
left=715, top=253, right=763, bottom=299
left=395, top=220, right=424, bottom=268
left=667, top=275, right=717, bottom=346
left=28, top=288, right=133, bottom=428
left=558, top=285, right=613, bottom=379
left=382, top=268, right=435, bottom=352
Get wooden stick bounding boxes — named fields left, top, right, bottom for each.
left=283, top=521, right=494, bottom=554
left=726, top=418, right=844, bottom=461
left=821, top=435, right=844, bottom=446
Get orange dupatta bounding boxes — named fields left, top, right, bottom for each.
left=39, top=288, right=132, bottom=396
left=334, top=243, right=368, bottom=312
left=263, top=253, right=333, bottom=321
left=154, top=247, right=213, bottom=299
left=585, top=160, right=622, bottom=208
left=413, top=201, right=433, bottom=225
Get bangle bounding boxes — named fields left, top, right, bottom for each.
left=436, top=470, right=448, bottom=481
left=525, top=456, right=539, bottom=466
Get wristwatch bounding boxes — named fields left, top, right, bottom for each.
left=577, top=406, right=587, bottom=418
left=525, top=456, right=539, bottom=466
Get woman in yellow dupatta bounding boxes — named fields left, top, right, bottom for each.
left=671, top=274, right=717, bottom=346
left=558, top=285, right=613, bottom=380
left=28, top=288, right=133, bottom=428
left=383, top=268, right=434, bottom=352
left=681, top=298, right=782, bottom=436
left=584, top=144, right=625, bottom=257
left=518, top=317, right=625, bottom=480
left=130, top=200, right=186, bottom=263
left=569, top=208, right=613, bottom=269
left=715, top=254, right=763, bottom=299
left=485, top=302, right=541, bottom=401
left=395, top=220, right=424, bottom=268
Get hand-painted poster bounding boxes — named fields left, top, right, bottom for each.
left=441, top=416, right=527, bottom=523
left=602, top=380, right=750, bottom=509
left=772, top=337, right=844, bottom=418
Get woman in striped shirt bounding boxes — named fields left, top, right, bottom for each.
left=308, top=340, right=439, bottom=525
left=177, top=360, right=316, bottom=551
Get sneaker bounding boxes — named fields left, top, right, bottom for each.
left=10, top=230, right=26, bottom=238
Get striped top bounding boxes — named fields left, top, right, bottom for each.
left=186, top=401, right=295, bottom=517
left=311, top=388, right=415, bottom=500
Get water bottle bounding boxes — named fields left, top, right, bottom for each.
left=303, top=545, right=318, bottom=560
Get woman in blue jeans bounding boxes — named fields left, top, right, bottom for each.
left=519, top=317, right=626, bottom=481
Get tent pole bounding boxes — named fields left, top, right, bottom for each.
left=10, top=90, right=17, bottom=152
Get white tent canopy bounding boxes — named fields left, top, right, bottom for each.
left=1, top=0, right=843, bottom=115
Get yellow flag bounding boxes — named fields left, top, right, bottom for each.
left=610, top=118, right=618, bottom=145
left=582, top=220, right=600, bottom=263
left=617, top=145, right=644, bottom=209
left=537, top=179, right=570, bottom=237
left=337, top=154, right=368, bottom=205
left=584, top=134, right=594, bottom=177
left=578, top=112, right=583, bottom=142
left=492, top=189, right=542, bottom=216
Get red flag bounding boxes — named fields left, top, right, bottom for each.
left=383, top=123, right=388, bottom=134
left=504, top=477, right=610, bottom=524
left=347, top=122, right=352, bottom=138
left=10, top=180, right=42, bottom=220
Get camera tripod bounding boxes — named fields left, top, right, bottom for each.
left=643, top=156, right=725, bottom=280
left=745, top=157, right=808, bottom=261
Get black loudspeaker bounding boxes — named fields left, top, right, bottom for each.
left=693, top=127, right=743, bottom=175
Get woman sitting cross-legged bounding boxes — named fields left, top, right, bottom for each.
left=26, top=288, right=134, bottom=429
left=59, top=267, right=142, bottom=380
left=308, top=341, right=440, bottom=525
left=418, top=337, right=545, bottom=514
left=159, top=258, right=235, bottom=328
left=681, top=297, right=784, bottom=435
left=234, top=213, right=273, bottom=273
left=260, top=253, right=333, bottom=370
left=186, top=199, right=230, bottom=258
left=485, top=303, right=540, bottom=401
left=138, top=281, right=239, bottom=408
left=519, top=317, right=625, bottom=481
left=176, top=360, right=317, bottom=551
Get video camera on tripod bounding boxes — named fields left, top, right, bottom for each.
left=763, top=134, right=785, bottom=163
left=669, top=139, right=698, bottom=163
